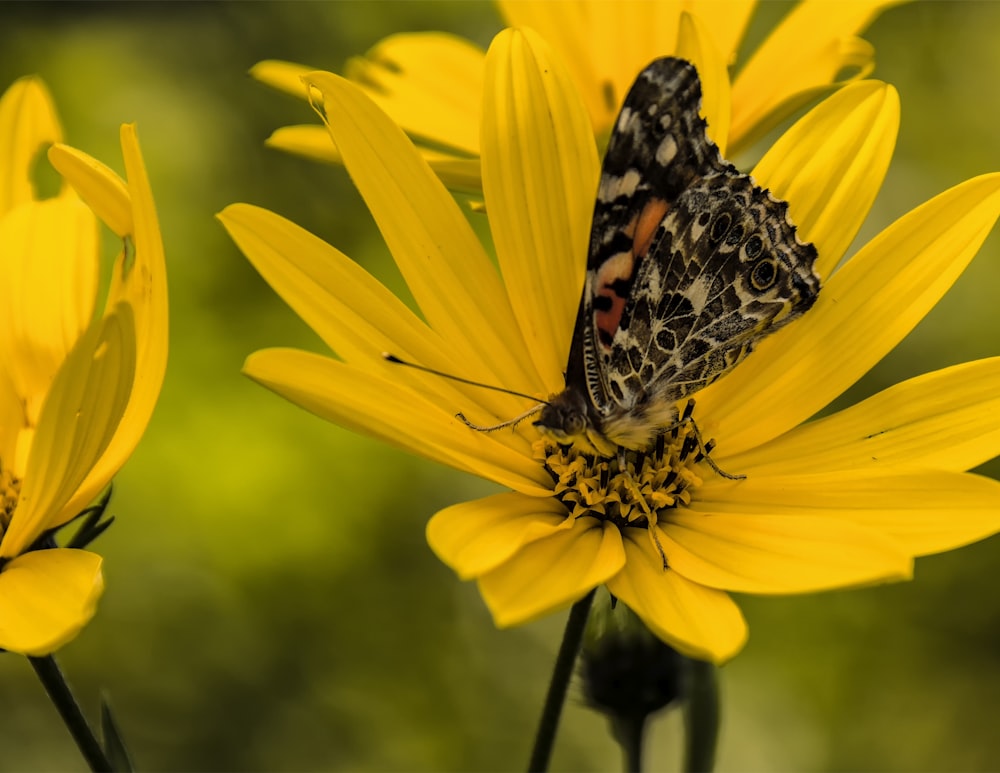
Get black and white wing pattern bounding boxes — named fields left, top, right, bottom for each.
left=536, top=57, right=820, bottom=454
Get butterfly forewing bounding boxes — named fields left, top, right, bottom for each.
left=537, top=57, right=820, bottom=453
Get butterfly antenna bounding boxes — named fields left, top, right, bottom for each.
left=383, top=353, right=549, bottom=433
left=457, top=404, right=544, bottom=432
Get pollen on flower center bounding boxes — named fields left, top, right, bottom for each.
left=534, top=418, right=706, bottom=535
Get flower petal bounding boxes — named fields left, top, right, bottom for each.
left=692, top=469, right=1000, bottom=558
left=0, top=76, right=63, bottom=215
left=244, top=348, right=551, bottom=495
left=482, top=28, right=599, bottom=391
left=700, top=173, right=1000, bottom=456
left=674, top=11, right=731, bottom=154
left=753, top=80, right=898, bottom=278
left=2, top=307, right=136, bottom=558
left=219, top=203, right=439, bottom=362
left=264, top=125, right=484, bottom=193
left=730, top=0, right=903, bottom=153
left=344, top=32, right=484, bottom=155
left=606, top=529, right=747, bottom=664
left=225, top=205, right=540, bottom=433
left=59, top=126, right=169, bottom=525
left=477, top=516, right=625, bottom=626
left=662, top=509, right=911, bottom=595
left=250, top=59, right=315, bottom=99
left=0, top=197, right=99, bottom=422
left=303, top=69, right=541, bottom=393
left=498, top=1, right=754, bottom=137
left=727, top=357, right=1000, bottom=476
left=0, top=549, right=103, bottom=655
left=427, top=492, right=571, bottom=579
left=47, top=142, right=132, bottom=238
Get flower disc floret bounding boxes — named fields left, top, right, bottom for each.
left=538, top=410, right=712, bottom=569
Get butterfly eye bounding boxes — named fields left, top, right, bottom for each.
left=750, top=257, right=778, bottom=290
left=564, top=412, right=586, bottom=436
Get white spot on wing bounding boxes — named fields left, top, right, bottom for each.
left=656, top=134, right=678, bottom=165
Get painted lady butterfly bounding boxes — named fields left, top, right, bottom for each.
left=535, top=57, right=821, bottom=458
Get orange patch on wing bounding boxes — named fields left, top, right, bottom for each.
left=633, top=197, right=670, bottom=258
left=595, top=251, right=634, bottom=349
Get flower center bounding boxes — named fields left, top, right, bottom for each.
left=535, top=416, right=707, bottom=540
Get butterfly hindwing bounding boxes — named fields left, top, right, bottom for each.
left=605, top=173, right=820, bottom=413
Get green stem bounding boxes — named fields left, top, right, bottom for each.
left=527, top=589, right=596, bottom=772
left=682, top=659, right=720, bottom=773
left=29, top=655, right=112, bottom=772
left=610, top=713, right=646, bottom=773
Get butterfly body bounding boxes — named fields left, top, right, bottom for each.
left=535, top=58, right=820, bottom=456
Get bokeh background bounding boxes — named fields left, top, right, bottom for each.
left=2, top=1, right=1000, bottom=770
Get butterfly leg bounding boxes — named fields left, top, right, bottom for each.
left=674, top=400, right=746, bottom=480
left=646, top=523, right=669, bottom=571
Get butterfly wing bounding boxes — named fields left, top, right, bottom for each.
left=568, top=57, right=734, bottom=415
left=569, top=57, right=819, bottom=448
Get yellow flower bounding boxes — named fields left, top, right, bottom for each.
left=220, top=28, right=1000, bottom=663
left=0, top=77, right=168, bottom=655
left=251, top=0, right=904, bottom=190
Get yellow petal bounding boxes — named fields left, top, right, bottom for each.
left=59, top=126, right=169, bottom=525
left=0, top=76, right=63, bottom=215
left=753, top=80, right=898, bottom=278
left=244, top=348, right=551, bottom=495
left=692, top=469, right=1000, bottom=558
left=427, top=492, right=571, bottom=579
left=662, top=510, right=911, bottom=594
left=700, top=173, right=1000, bottom=457
left=2, top=307, right=136, bottom=557
left=482, top=28, right=599, bottom=392
left=674, top=11, right=731, bottom=153
left=728, top=357, right=1000, bottom=476
left=730, top=0, right=903, bottom=153
left=47, top=142, right=132, bottom=238
left=498, top=1, right=754, bottom=136
left=0, top=367, right=22, bottom=467
left=606, top=530, right=747, bottom=664
left=344, top=33, right=484, bottom=156
left=224, top=204, right=543, bottom=434
left=0, top=197, right=99, bottom=421
left=220, top=203, right=436, bottom=360
left=250, top=59, right=315, bottom=100
left=302, top=69, right=541, bottom=393
left=0, top=549, right=103, bottom=655
left=477, top=516, right=625, bottom=626
left=265, top=125, right=484, bottom=193
left=265, top=124, right=338, bottom=162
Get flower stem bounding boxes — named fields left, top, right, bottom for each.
left=682, top=658, right=720, bottom=773
left=610, top=713, right=646, bottom=772
left=528, top=589, right=596, bottom=772
left=29, top=655, right=112, bottom=772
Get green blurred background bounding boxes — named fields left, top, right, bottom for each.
left=2, top=1, right=1000, bottom=770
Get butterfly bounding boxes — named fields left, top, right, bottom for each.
left=534, top=57, right=821, bottom=458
